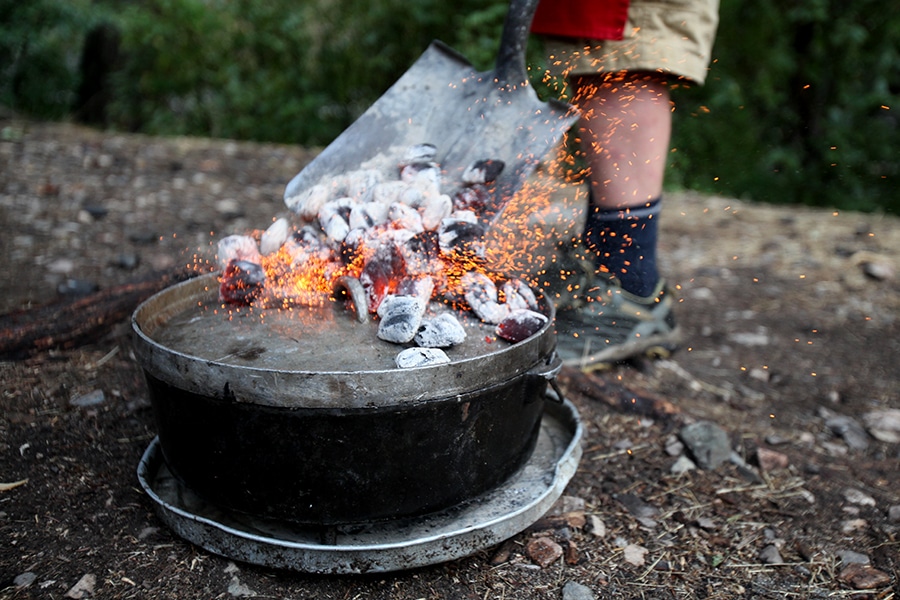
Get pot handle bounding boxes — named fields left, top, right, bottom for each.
left=527, top=351, right=566, bottom=403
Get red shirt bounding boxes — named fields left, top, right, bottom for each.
left=531, top=0, right=630, bottom=41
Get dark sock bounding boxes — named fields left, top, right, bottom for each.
left=583, top=197, right=661, bottom=297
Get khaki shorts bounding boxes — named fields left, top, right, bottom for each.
left=542, top=0, right=720, bottom=85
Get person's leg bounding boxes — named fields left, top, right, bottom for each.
left=571, top=72, right=671, bottom=297
left=572, top=72, right=671, bottom=210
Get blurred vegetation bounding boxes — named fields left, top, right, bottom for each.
left=1, top=0, right=898, bottom=213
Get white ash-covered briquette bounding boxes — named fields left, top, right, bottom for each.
left=453, top=184, right=492, bottom=213
left=259, top=217, right=290, bottom=256
left=371, top=180, right=408, bottom=206
left=438, top=214, right=486, bottom=258
left=318, top=197, right=356, bottom=243
left=395, top=346, right=451, bottom=369
left=402, top=143, right=438, bottom=165
left=388, top=201, right=425, bottom=233
left=395, top=275, right=435, bottom=304
left=216, top=234, right=262, bottom=269
left=415, top=312, right=467, bottom=348
left=285, top=183, right=330, bottom=221
left=345, top=168, right=384, bottom=203
left=219, top=259, right=267, bottom=305
left=462, top=159, right=505, bottom=185
left=495, top=309, right=548, bottom=343
left=461, top=271, right=510, bottom=325
left=349, top=201, right=390, bottom=230
left=501, top=278, right=539, bottom=312
left=400, top=162, right=441, bottom=188
left=376, top=294, right=427, bottom=344
left=420, top=193, right=453, bottom=231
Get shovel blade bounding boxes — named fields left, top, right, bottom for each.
left=285, top=41, right=578, bottom=224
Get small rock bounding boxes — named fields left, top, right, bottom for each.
left=696, top=517, right=717, bottom=530
left=622, top=544, right=648, bottom=567
left=679, top=421, right=732, bottom=469
left=664, top=435, right=684, bottom=456
left=562, top=581, right=596, bottom=600
left=215, top=198, right=244, bottom=219
left=587, top=515, right=606, bottom=538
left=526, top=536, right=563, bottom=568
left=64, top=574, right=96, bottom=599
left=227, top=576, right=257, bottom=597
left=755, top=446, right=789, bottom=471
left=841, top=518, right=868, bottom=534
left=838, top=563, right=892, bottom=590
left=58, top=278, right=99, bottom=297
left=670, top=454, right=697, bottom=474
left=70, top=389, right=105, bottom=407
left=862, top=408, right=900, bottom=443
left=112, top=253, right=140, bottom=270
left=616, top=493, right=658, bottom=520
left=825, top=415, right=870, bottom=451
left=758, top=544, right=783, bottom=564
left=837, top=550, right=870, bottom=566
left=14, top=572, right=37, bottom=588
left=888, top=505, right=900, bottom=522
left=843, top=488, right=877, bottom=507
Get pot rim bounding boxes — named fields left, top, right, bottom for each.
left=132, top=272, right=557, bottom=408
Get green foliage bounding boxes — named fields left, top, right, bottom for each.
left=668, top=0, right=900, bottom=213
left=2, top=0, right=897, bottom=213
left=0, top=0, right=100, bottom=118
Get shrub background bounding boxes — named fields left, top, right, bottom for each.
left=2, top=0, right=897, bottom=214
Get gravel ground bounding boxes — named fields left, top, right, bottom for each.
left=1, top=119, right=899, bottom=599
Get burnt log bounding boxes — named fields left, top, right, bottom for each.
left=0, top=269, right=194, bottom=359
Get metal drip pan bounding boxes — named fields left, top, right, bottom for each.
left=136, top=397, right=582, bottom=574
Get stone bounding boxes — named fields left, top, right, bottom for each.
left=14, top=572, right=37, bottom=588
left=826, top=415, right=870, bottom=451
left=888, top=505, right=900, bottom=522
left=758, top=544, right=783, bottom=564
left=837, top=550, right=870, bottom=566
left=755, top=446, right=789, bottom=471
left=70, top=389, right=105, bottom=407
left=862, top=408, right=900, bottom=443
left=843, top=488, right=877, bottom=507
left=679, top=421, right=732, bottom=469
left=64, top=574, right=96, bottom=599
left=526, top=536, right=563, bottom=568
left=562, top=581, right=596, bottom=600
left=623, top=544, right=648, bottom=567
left=587, top=515, right=606, bottom=538
left=670, top=454, right=697, bottom=474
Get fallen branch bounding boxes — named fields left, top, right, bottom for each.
left=558, top=365, right=682, bottom=423
left=0, top=269, right=195, bottom=359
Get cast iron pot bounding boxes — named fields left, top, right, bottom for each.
left=132, top=273, right=560, bottom=525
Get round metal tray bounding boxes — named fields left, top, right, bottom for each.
left=136, top=397, right=582, bottom=574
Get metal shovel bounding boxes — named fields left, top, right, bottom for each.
left=283, top=0, right=579, bottom=227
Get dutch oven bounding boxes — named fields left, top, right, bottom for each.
left=132, top=272, right=560, bottom=525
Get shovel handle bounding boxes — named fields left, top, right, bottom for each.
left=494, top=0, right=541, bottom=87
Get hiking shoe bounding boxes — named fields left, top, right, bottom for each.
left=554, top=277, right=682, bottom=370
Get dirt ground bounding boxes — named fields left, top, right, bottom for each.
left=1, top=119, right=898, bottom=599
